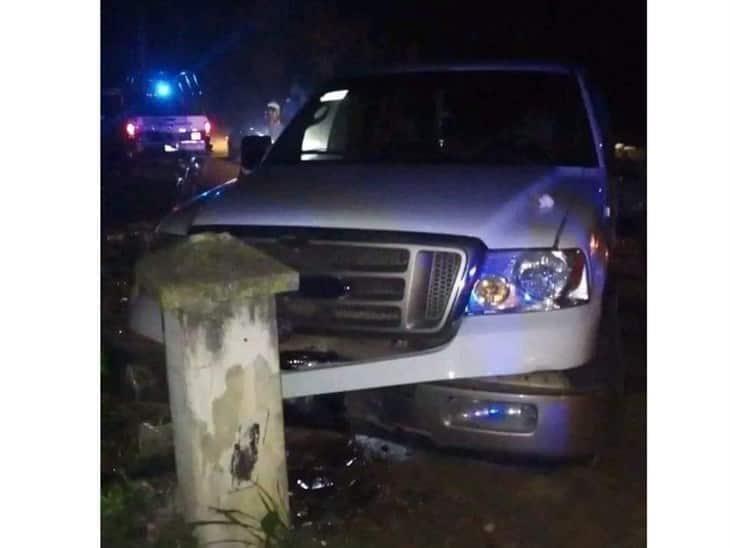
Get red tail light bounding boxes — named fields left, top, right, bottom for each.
left=125, top=122, right=136, bottom=138
left=204, top=121, right=211, bottom=136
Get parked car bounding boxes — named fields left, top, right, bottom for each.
left=129, top=63, right=621, bottom=458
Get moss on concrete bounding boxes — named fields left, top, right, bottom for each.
left=136, top=233, right=299, bottom=312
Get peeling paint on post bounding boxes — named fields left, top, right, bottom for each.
left=136, top=233, right=298, bottom=546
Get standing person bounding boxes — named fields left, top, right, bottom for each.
left=265, top=101, right=283, bottom=142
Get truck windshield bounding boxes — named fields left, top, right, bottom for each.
left=268, top=71, right=598, bottom=167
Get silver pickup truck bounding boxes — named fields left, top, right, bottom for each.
left=130, top=63, right=621, bottom=458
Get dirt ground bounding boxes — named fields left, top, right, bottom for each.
left=284, top=395, right=645, bottom=548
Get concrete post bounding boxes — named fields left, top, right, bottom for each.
left=136, top=233, right=298, bottom=546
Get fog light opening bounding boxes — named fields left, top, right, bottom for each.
left=444, top=400, right=538, bottom=433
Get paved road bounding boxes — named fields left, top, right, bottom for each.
left=202, top=151, right=240, bottom=186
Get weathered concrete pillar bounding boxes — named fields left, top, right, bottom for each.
left=136, top=233, right=298, bottom=546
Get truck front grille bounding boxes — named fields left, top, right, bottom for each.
left=246, top=239, right=467, bottom=334
left=188, top=227, right=483, bottom=336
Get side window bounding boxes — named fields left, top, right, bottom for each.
left=301, top=102, right=343, bottom=158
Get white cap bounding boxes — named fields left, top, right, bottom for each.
left=266, top=101, right=281, bottom=112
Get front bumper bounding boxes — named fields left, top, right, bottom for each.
left=345, top=374, right=613, bottom=458
left=127, top=290, right=613, bottom=457
left=129, top=290, right=603, bottom=399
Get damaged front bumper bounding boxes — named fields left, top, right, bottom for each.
left=127, top=287, right=611, bottom=457
left=344, top=369, right=615, bottom=458
left=128, top=291, right=603, bottom=398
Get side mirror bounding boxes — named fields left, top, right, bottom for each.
left=240, top=135, right=272, bottom=172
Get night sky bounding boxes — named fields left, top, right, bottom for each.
left=102, top=0, right=646, bottom=143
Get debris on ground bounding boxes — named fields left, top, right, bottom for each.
left=286, top=427, right=381, bottom=535
left=353, top=434, right=415, bottom=462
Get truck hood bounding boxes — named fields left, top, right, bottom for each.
left=168, top=164, right=603, bottom=248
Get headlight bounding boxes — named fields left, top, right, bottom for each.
left=466, top=249, right=588, bottom=315
left=515, top=251, right=570, bottom=301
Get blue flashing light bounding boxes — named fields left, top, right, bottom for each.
left=154, top=80, right=172, bottom=98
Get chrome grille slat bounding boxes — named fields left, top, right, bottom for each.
left=250, top=241, right=410, bottom=273
left=281, top=299, right=402, bottom=329
left=282, top=297, right=407, bottom=307
left=294, top=270, right=410, bottom=278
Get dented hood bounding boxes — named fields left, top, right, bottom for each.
left=165, top=164, right=602, bottom=248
